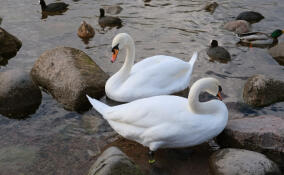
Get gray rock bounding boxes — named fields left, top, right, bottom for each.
left=217, top=115, right=284, bottom=169
left=88, top=146, right=143, bottom=175
left=209, top=148, right=281, bottom=175
left=0, top=27, right=22, bottom=60
left=224, top=20, right=251, bottom=34
left=30, top=47, right=109, bottom=111
left=104, top=5, right=123, bottom=15
left=204, top=2, right=218, bottom=14
left=268, top=43, right=284, bottom=65
left=0, top=69, right=42, bottom=118
left=236, top=11, right=264, bottom=24
left=243, top=74, right=284, bottom=107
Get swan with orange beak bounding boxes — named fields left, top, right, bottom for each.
left=105, top=33, right=198, bottom=102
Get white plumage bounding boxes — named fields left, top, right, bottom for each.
left=105, top=33, right=198, bottom=102
left=87, top=77, right=228, bottom=151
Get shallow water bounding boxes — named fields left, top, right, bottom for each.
left=0, top=0, right=284, bottom=174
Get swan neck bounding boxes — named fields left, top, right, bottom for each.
left=119, top=39, right=135, bottom=75
left=188, top=82, right=217, bottom=114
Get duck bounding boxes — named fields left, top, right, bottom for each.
left=77, top=21, right=95, bottom=39
left=207, top=40, right=231, bottom=63
left=236, top=11, right=264, bottom=24
left=87, top=77, right=228, bottom=163
left=98, top=8, right=122, bottom=28
left=237, top=29, right=284, bottom=48
left=39, top=0, right=68, bottom=13
left=105, top=33, right=198, bottom=102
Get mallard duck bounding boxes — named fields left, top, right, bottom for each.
left=87, top=77, right=228, bottom=163
left=236, top=11, right=264, bottom=24
left=39, top=0, right=68, bottom=12
left=77, top=21, right=95, bottom=39
left=207, top=40, right=231, bottom=63
left=98, top=8, right=122, bottom=28
left=237, top=29, right=284, bottom=48
left=105, top=33, right=198, bottom=102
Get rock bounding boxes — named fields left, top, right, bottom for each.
left=30, top=47, right=109, bottom=111
left=204, top=2, right=218, bottom=14
left=0, top=69, right=42, bottom=118
left=0, top=27, right=22, bottom=60
left=224, top=20, right=250, bottom=34
left=268, top=43, right=284, bottom=65
left=217, top=115, right=284, bottom=169
left=236, top=11, right=264, bottom=24
left=243, top=74, right=284, bottom=107
left=209, top=148, right=281, bottom=175
left=104, top=5, right=123, bottom=15
left=88, top=146, right=143, bottom=175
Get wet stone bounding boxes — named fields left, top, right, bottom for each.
left=243, top=74, right=284, bottom=107
left=209, top=148, right=281, bottom=175
left=88, top=146, right=143, bottom=175
left=268, top=43, right=284, bottom=65
left=0, top=27, right=22, bottom=62
left=0, top=69, right=42, bottom=119
left=30, top=47, right=109, bottom=111
left=217, top=115, right=284, bottom=170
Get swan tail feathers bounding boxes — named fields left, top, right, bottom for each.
left=86, top=95, right=110, bottom=115
left=189, top=51, right=198, bottom=67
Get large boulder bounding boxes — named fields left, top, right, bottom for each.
left=217, top=115, right=284, bottom=169
left=243, top=74, right=284, bottom=107
left=88, top=146, right=143, bottom=175
left=209, top=148, right=281, bottom=175
left=0, top=27, right=22, bottom=60
left=0, top=69, right=42, bottom=118
left=224, top=20, right=250, bottom=34
left=268, top=43, right=284, bottom=65
left=30, top=47, right=109, bottom=111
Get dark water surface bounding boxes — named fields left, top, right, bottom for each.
left=0, top=0, right=284, bottom=174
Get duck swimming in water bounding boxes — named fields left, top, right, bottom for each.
left=237, top=29, right=284, bottom=48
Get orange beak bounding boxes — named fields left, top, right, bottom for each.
left=217, top=91, right=222, bottom=101
left=111, top=49, right=119, bottom=63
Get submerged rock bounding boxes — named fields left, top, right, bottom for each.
left=204, top=2, right=218, bottom=14
left=88, top=146, right=143, bottom=175
left=0, top=27, right=22, bottom=61
left=209, top=148, right=281, bottom=175
left=31, top=47, right=108, bottom=111
left=268, top=42, right=284, bottom=65
left=217, top=115, right=284, bottom=169
left=0, top=69, right=42, bottom=118
left=224, top=20, right=250, bottom=34
left=236, top=11, right=264, bottom=24
left=104, top=5, right=123, bottom=15
left=243, top=74, right=284, bottom=107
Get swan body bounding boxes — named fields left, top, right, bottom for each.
left=237, top=29, right=284, bottom=48
left=105, top=33, right=198, bottom=102
left=87, top=77, right=228, bottom=151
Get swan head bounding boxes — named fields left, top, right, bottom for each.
left=206, top=78, right=222, bottom=100
left=195, top=78, right=223, bottom=101
left=111, top=33, right=132, bottom=63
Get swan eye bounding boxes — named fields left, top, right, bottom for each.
left=112, top=44, right=119, bottom=53
left=218, top=85, right=222, bottom=92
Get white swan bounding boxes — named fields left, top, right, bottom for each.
left=87, top=77, right=228, bottom=162
left=105, top=33, right=198, bottom=102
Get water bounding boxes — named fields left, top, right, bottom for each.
left=0, top=0, right=284, bottom=174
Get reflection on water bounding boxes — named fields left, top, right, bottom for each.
left=0, top=0, right=284, bottom=174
